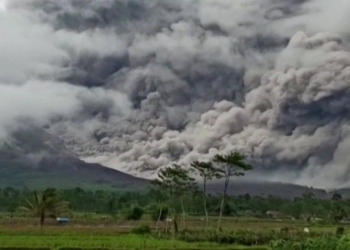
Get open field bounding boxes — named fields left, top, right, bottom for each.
left=0, top=213, right=343, bottom=232
left=0, top=186, right=348, bottom=250
left=0, top=215, right=347, bottom=250
left=0, top=230, right=268, bottom=250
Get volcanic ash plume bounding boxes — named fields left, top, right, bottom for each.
left=1, top=0, right=350, bottom=188
left=63, top=31, right=350, bottom=189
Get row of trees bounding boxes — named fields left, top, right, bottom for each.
left=151, top=151, right=253, bottom=232
left=2, top=187, right=348, bottom=228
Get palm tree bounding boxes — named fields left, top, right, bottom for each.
left=20, top=188, right=69, bottom=227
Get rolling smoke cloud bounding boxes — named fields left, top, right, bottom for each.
left=1, top=0, right=350, bottom=189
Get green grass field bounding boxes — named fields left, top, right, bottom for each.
left=0, top=231, right=268, bottom=249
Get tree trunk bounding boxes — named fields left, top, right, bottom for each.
left=156, top=203, right=163, bottom=232
left=173, top=213, right=178, bottom=234
left=40, top=211, right=45, bottom=228
left=203, top=178, right=209, bottom=228
left=180, top=199, right=186, bottom=230
left=217, top=175, right=230, bottom=231
left=165, top=216, right=169, bottom=234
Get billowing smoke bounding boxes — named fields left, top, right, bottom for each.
left=1, top=0, right=350, bottom=189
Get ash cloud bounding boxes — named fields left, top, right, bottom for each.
left=2, top=0, right=350, bottom=189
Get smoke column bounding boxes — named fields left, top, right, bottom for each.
left=0, top=1, right=6, bottom=11
left=1, top=0, right=350, bottom=189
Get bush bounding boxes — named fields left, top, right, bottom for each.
left=126, top=206, right=144, bottom=221
left=151, top=206, right=169, bottom=221
left=337, top=235, right=350, bottom=249
left=270, top=237, right=340, bottom=250
left=336, top=227, right=345, bottom=236
left=131, top=225, right=152, bottom=235
left=173, top=228, right=334, bottom=247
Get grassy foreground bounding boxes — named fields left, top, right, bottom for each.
left=0, top=216, right=347, bottom=250
left=0, top=227, right=268, bottom=250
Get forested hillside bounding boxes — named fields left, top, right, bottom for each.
left=0, top=186, right=347, bottom=223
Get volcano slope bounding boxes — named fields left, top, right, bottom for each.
left=0, top=128, right=147, bottom=190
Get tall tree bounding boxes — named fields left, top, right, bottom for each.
left=106, top=194, right=118, bottom=219
left=20, top=188, right=69, bottom=227
left=300, top=192, right=319, bottom=221
left=181, top=172, right=198, bottom=229
left=151, top=164, right=196, bottom=233
left=213, top=151, right=253, bottom=230
left=331, top=193, right=346, bottom=223
left=191, top=160, right=219, bottom=227
left=147, top=187, right=169, bottom=232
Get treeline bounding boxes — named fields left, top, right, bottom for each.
left=0, top=186, right=348, bottom=220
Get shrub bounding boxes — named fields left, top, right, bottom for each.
left=336, top=227, right=345, bottom=236
left=126, top=206, right=144, bottom=221
left=270, top=237, right=339, bottom=250
left=131, top=225, right=152, bottom=235
left=337, top=235, right=350, bottom=250
left=174, top=228, right=334, bottom=247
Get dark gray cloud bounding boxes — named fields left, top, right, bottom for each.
left=1, top=0, right=350, bottom=189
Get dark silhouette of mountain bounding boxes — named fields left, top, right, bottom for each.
left=0, top=128, right=147, bottom=190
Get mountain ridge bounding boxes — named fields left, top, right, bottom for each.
left=0, top=128, right=147, bottom=191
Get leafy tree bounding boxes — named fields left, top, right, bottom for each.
left=330, top=194, right=346, bottom=223
left=106, top=194, right=118, bottom=218
left=223, top=202, right=235, bottom=216
left=213, top=151, right=253, bottom=230
left=280, top=202, right=303, bottom=219
left=300, top=192, right=319, bottom=221
left=331, top=203, right=347, bottom=223
left=180, top=172, right=198, bottom=229
left=147, top=187, right=169, bottom=231
left=126, top=206, right=144, bottom=221
left=191, top=160, right=219, bottom=227
left=151, top=164, right=197, bottom=233
left=20, top=188, right=69, bottom=227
